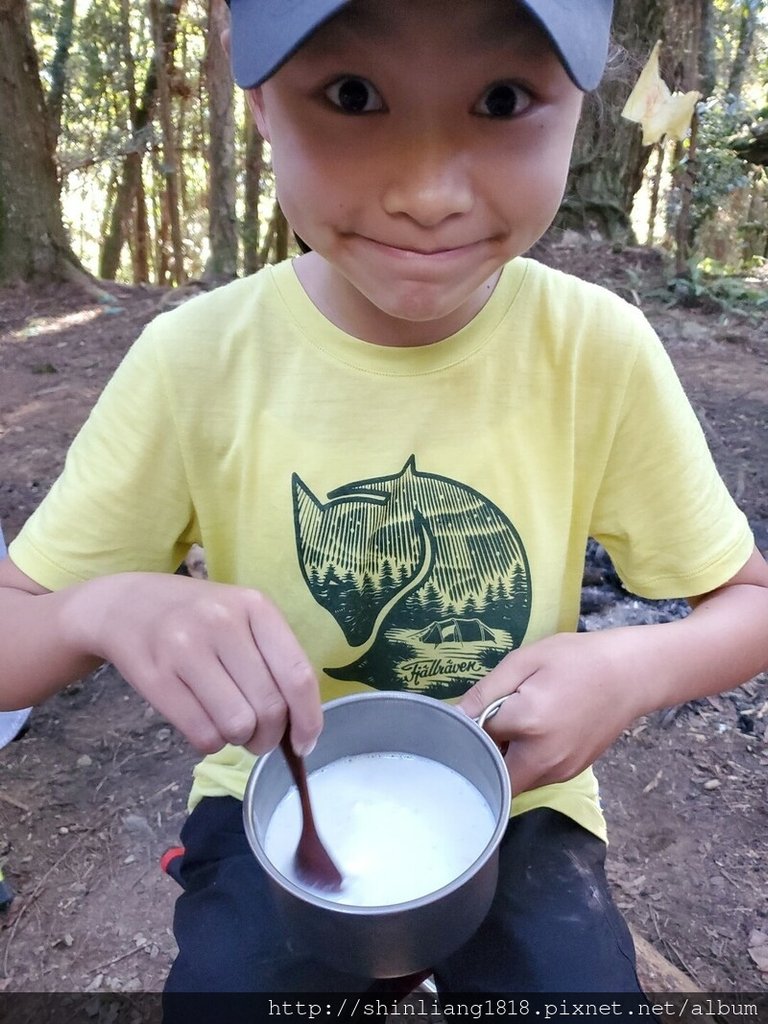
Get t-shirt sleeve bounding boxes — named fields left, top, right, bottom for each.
left=589, top=317, right=753, bottom=599
left=9, top=323, right=199, bottom=590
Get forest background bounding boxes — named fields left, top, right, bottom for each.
left=0, top=0, right=768, bottom=1005
left=0, top=0, right=767, bottom=290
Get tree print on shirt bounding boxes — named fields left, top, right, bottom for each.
left=293, top=457, right=531, bottom=697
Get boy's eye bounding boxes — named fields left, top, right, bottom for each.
left=325, top=76, right=384, bottom=114
left=475, top=82, right=531, bottom=118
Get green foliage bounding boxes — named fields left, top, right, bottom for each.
left=691, top=99, right=753, bottom=232
left=685, top=0, right=768, bottom=269
left=646, top=256, right=767, bottom=315
left=693, top=271, right=767, bottom=311
left=711, top=0, right=768, bottom=105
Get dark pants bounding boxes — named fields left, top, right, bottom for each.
left=164, top=797, right=643, bottom=996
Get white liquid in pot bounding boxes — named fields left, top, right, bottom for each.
left=263, top=752, right=496, bottom=906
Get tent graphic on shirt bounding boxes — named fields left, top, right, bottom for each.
left=292, top=457, right=531, bottom=698
left=417, top=617, right=495, bottom=645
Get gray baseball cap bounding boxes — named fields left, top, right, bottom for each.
left=226, top=0, right=614, bottom=92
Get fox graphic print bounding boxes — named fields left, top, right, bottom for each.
left=293, top=457, right=532, bottom=697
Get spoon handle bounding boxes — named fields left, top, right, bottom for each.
left=280, top=733, right=314, bottom=825
left=279, top=731, right=343, bottom=892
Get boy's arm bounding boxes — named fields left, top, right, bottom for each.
left=0, top=559, right=102, bottom=700
left=458, top=545, right=768, bottom=796
left=0, top=557, right=322, bottom=757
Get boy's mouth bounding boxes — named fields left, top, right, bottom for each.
left=354, top=235, right=488, bottom=259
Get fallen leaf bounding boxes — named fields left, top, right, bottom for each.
left=643, top=769, right=663, bottom=793
left=747, top=929, right=768, bottom=972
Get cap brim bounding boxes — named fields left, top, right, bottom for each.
left=228, top=0, right=613, bottom=92
left=229, top=0, right=350, bottom=89
left=519, top=0, right=613, bottom=91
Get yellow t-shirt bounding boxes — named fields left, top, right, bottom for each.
left=9, top=258, right=753, bottom=841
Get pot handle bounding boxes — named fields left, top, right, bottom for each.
left=473, top=694, right=510, bottom=731
left=472, top=695, right=512, bottom=758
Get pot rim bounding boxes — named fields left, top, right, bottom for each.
left=242, top=690, right=511, bottom=915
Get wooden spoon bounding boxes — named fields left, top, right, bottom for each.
left=280, top=732, right=343, bottom=893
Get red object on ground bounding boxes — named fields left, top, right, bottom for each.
left=160, top=846, right=186, bottom=877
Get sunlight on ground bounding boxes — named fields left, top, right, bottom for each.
left=745, top=263, right=768, bottom=288
left=6, top=308, right=102, bottom=344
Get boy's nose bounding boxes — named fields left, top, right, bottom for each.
left=381, top=137, right=474, bottom=227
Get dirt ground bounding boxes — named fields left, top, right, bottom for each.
left=0, top=239, right=766, bottom=999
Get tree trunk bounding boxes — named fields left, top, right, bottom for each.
left=99, top=0, right=182, bottom=282
left=47, top=0, right=77, bottom=145
left=0, top=0, right=77, bottom=283
left=150, top=0, right=185, bottom=285
left=133, top=171, right=150, bottom=284
left=176, top=28, right=189, bottom=216
left=100, top=0, right=149, bottom=281
left=663, top=0, right=705, bottom=276
left=699, top=0, right=717, bottom=101
left=673, top=118, right=699, bottom=277
left=726, top=0, right=760, bottom=102
left=646, top=144, right=665, bottom=245
left=556, top=0, right=665, bottom=240
left=243, top=114, right=264, bottom=275
left=101, top=151, right=146, bottom=280
left=259, top=203, right=290, bottom=266
left=274, top=204, right=289, bottom=262
left=203, top=0, right=238, bottom=282
left=152, top=153, right=170, bottom=284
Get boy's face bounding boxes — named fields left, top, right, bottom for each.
left=247, top=0, right=584, bottom=345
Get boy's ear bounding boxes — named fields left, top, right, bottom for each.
left=245, top=88, right=271, bottom=142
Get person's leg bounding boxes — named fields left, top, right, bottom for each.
left=434, top=808, right=644, bottom=993
left=163, top=796, right=371, bottom=994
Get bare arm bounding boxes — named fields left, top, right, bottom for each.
left=0, top=557, right=322, bottom=757
left=458, top=545, right=768, bottom=795
left=0, top=558, right=101, bottom=704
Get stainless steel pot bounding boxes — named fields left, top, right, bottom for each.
left=242, top=691, right=511, bottom=978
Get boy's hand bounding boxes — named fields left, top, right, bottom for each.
left=457, top=630, right=645, bottom=796
left=459, top=549, right=768, bottom=796
left=69, top=573, right=321, bottom=758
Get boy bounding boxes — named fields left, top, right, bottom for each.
left=2, top=0, right=768, bottom=998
